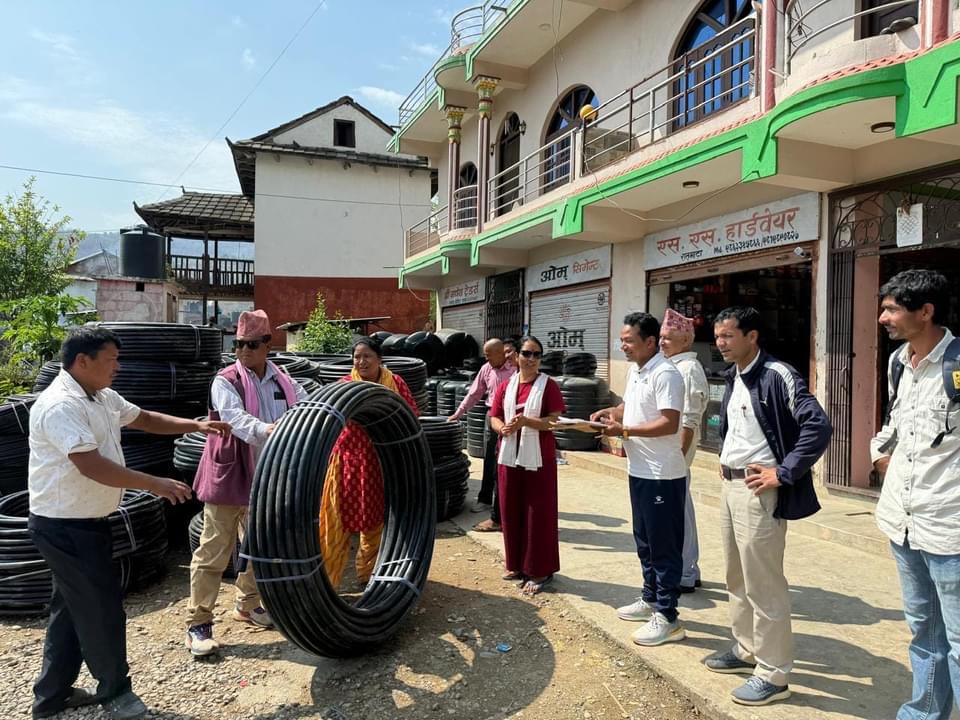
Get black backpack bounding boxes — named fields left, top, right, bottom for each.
left=879, top=336, right=960, bottom=452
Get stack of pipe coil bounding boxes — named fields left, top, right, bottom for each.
left=419, top=416, right=471, bottom=520
left=422, top=377, right=440, bottom=416
left=554, top=370, right=611, bottom=451
left=539, top=351, right=564, bottom=376
left=247, top=380, right=435, bottom=657
left=0, top=395, right=36, bottom=497
left=173, top=424, right=207, bottom=481
left=314, top=357, right=430, bottom=414
left=268, top=354, right=320, bottom=382
left=0, top=489, right=168, bottom=616
left=563, top=352, right=599, bottom=377
left=465, top=404, right=488, bottom=459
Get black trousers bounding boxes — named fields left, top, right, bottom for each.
left=28, top=514, right=131, bottom=716
left=478, top=418, right=501, bottom=524
left=628, top=476, right=686, bottom=623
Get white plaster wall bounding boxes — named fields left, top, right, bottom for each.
left=65, top=278, right=98, bottom=309
left=607, top=238, right=648, bottom=397
left=254, top=153, right=432, bottom=277
left=274, top=104, right=419, bottom=157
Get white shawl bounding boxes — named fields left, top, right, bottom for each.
left=498, top=372, right=548, bottom=471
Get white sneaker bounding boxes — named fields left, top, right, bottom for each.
left=233, top=606, right=274, bottom=628
left=616, top=597, right=654, bottom=622
left=632, top=612, right=685, bottom=646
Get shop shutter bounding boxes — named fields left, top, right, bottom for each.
left=529, top=283, right=610, bottom=380
left=441, top=303, right=486, bottom=346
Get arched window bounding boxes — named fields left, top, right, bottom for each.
left=455, top=162, right=478, bottom=228
left=673, top=0, right=755, bottom=131
left=544, top=85, right=598, bottom=193
left=493, top=113, right=523, bottom=217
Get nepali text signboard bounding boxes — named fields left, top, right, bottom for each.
left=439, top=279, right=485, bottom=308
left=644, top=193, right=820, bottom=270
left=526, top=244, right=612, bottom=293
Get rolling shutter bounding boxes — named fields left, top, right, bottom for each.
left=441, top=302, right=486, bottom=346
left=529, top=282, right=610, bottom=379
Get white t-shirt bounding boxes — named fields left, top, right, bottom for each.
left=622, top=353, right=687, bottom=479
left=28, top=370, right=141, bottom=519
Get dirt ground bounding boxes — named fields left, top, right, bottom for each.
left=0, top=523, right=709, bottom=720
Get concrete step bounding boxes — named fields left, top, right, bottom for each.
left=562, top=449, right=889, bottom=558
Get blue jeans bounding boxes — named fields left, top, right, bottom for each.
left=890, top=539, right=960, bottom=720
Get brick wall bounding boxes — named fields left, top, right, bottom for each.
left=96, top=278, right=179, bottom=322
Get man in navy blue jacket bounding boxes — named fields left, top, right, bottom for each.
left=703, top=306, right=832, bottom=706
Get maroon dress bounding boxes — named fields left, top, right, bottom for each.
left=489, top=375, right=565, bottom=578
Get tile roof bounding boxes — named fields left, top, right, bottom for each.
left=134, top=192, right=254, bottom=240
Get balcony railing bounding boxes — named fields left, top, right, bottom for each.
left=487, top=127, right=578, bottom=221
left=452, top=184, right=479, bottom=230
left=398, top=2, right=513, bottom=127
left=786, top=0, right=919, bottom=72
left=405, top=204, right=449, bottom=257
left=169, top=254, right=254, bottom=296
left=583, top=16, right=756, bottom=172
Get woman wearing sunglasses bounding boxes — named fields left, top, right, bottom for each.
left=318, top=337, right=419, bottom=591
left=488, top=336, right=565, bottom=595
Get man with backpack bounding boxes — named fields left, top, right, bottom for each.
left=871, top=269, right=960, bottom=720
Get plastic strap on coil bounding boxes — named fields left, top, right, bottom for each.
left=368, top=557, right=421, bottom=596
left=293, top=400, right=348, bottom=427
left=372, top=429, right=425, bottom=447
left=114, top=503, right=138, bottom=553
left=191, top=324, right=200, bottom=361
left=238, top=551, right=325, bottom=583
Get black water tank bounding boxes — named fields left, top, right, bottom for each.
left=119, top=227, right=165, bottom=279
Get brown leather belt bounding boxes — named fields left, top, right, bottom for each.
left=721, top=466, right=747, bottom=480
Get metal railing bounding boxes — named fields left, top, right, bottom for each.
left=452, top=184, right=479, bottom=229
left=169, top=254, right=254, bottom=294
left=786, top=0, right=919, bottom=71
left=486, top=127, right=578, bottom=221
left=405, top=204, right=449, bottom=258
left=398, top=1, right=514, bottom=127
left=583, top=17, right=756, bottom=173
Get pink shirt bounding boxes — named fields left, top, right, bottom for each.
left=450, top=360, right=517, bottom=419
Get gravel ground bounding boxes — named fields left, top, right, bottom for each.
left=0, top=524, right=711, bottom=720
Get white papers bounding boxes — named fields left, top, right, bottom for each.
left=555, top=417, right=605, bottom=428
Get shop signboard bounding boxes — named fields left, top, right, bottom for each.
left=526, top=245, right=612, bottom=293
left=439, top=279, right=485, bottom=308
left=644, top=193, right=820, bottom=270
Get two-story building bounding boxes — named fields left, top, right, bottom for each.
left=393, top=0, right=960, bottom=494
left=137, top=96, right=434, bottom=344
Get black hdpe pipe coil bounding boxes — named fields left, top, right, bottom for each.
left=246, top=381, right=436, bottom=657
left=85, top=322, right=223, bottom=364
left=314, top=357, right=428, bottom=394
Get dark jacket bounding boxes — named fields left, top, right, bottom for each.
left=719, top=350, right=832, bottom=520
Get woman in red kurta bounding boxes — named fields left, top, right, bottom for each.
left=489, top=335, right=565, bottom=595
left=319, top=338, right=418, bottom=590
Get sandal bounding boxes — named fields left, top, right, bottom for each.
left=521, top=575, right=554, bottom=596
left=472, top=519, right=501, bottom=532
left=502, top=570, right=526, bottom=582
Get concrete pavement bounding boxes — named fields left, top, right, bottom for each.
left=452, top=451, right=958, bottom=720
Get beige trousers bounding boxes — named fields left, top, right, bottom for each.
left=720, top=478, right=793, bottom=686
left=187, top=503, right=261, bottom=626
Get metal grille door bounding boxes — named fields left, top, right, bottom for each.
left=823, top=251, right=854, bottom=488
left=485, top=270, right=524, bottom=341
left=529, top=283, right=611, bottom=379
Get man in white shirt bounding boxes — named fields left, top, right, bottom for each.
left=870, top=269, right=960, bottom=720
left=591, top=312, right=687, bottom=647
left=706, top=306, right=831, bottom=707
left=659, top=309, right=708, bottom=593
left=28, top=327, right=228, bottom=720
left=186, top=309, right=307, bottom=657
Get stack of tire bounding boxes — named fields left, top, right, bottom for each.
left=0, top=395, right=36, bottom=497
left=554, top=353, right=611, bottom=451
left=0, top=489, right=168, bottom=616
left=419, top=417, right=471, bottom=521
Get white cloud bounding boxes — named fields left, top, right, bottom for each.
left=358, top=86, right=405, bottom=109
left=30, top=29, right=80, bottom=58
left=241, top=48, right=256, bottom=69
left=231, top=15, right=245, bottom=28
left=410, top=42, right=441, bottom=57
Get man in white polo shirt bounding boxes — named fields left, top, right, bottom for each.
left=28, top=327, right=229, bottom=720
left=592, top=312, right=687, bottom=647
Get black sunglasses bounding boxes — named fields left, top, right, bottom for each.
left=234, top=336, right=270, bottom=350
left=519, top=350, right=543, bottom=359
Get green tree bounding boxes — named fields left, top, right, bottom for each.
left=297, top=293, right=353, bottom=353
left=0, top=177, right=80, bottom=300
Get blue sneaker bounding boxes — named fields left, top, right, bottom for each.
left=185, top=622, right=218, bottom=657
left=731, top=676, right=791, bottom=706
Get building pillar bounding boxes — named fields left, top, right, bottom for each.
left=475, top=76, right=500, bottom=230
left=850, top=253, right=881, bottom=489
left=930, top=0, right=949, bottom=46
left=445, top=106, right=466, bottom=233
left=760, top=0, right=778, bottom=113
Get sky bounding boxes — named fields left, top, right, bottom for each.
left=0, top=1, right=462, bottom=232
